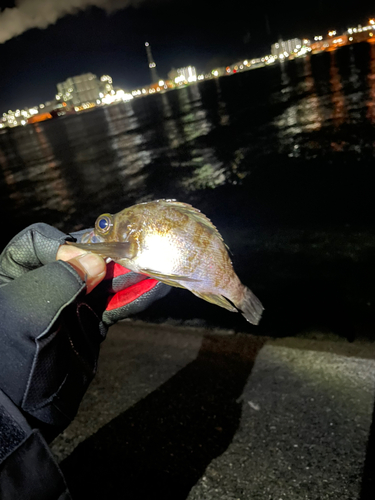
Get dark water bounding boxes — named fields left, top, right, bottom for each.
left=2, top=42, right=375, bottom=336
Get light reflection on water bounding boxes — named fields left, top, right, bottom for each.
left=1, top=43, right=375, bottom=248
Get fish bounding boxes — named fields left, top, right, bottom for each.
left=68, top=199, right=263, bottom=325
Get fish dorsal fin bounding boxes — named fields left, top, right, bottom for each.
left=158, top=200, right=225, bottom=243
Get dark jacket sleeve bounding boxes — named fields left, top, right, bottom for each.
left=0, top=224, right=107, bottom=435
left=0, top=260, right=103, bottom=435
left=0, top=224, right=104, bottom=498
left=0, top=389, right=72, bottom=500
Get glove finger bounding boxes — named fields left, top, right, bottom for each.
left=104, top=262, right=148, bottom=293
left=103, top=280, right=171, bottom=326
left=0, top=223, right=69, bottom=282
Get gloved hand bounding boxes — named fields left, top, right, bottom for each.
left=61, top=227, right=170, bottom=330
left=98, top=260, right=169, bottom=327
left=0, top=223, right=170, bottom=439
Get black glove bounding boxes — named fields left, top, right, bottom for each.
left=0, top=223, right=169, bottom=437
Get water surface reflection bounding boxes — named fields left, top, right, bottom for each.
left=1, top=43, right=375, bottom=249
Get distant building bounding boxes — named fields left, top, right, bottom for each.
left=100, top=75, right=114, bottom=95
left=38, top=100, right=56, bottom=113
left=168, top=68, right=178, bottom=81
left=56, top=73, right=113, bottom=106
left=175, top=66, right=197, bottom=83
left=271, top=38, right=302, bottom=58
left=310, top=35, right=348, bottom=53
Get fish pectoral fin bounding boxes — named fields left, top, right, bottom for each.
left=191, top=291, right=237, bottom=313
left=66, top=241, right=136, bottom=260
left=139, top=268, right=200, bottom=283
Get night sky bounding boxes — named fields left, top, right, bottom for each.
left=0, top=0, right=373, bottom=111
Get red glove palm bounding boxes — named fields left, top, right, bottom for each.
left=101, top=262, right=170, bottom=326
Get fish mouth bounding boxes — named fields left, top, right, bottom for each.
left=80, top=230, right=105, bottom=244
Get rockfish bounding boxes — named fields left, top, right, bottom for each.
left=69, top=199, right=263, bottom=324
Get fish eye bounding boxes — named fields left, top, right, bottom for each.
left=95, top=214, right=113, bottom=234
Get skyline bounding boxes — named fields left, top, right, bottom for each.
left=0, top=0, right=374, bottom=111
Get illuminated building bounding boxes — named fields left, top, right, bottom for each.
left=346, top=22, right=375, bottom=43
left=175, top=66, right=197, bottom=84
left=41, top=100, right=56, bottom=113
left=271, top=38, right=302, bottom=58
left=56, top=73, right=106, bottom=106
left=311, top=33, right=350, bottom=53
left=100, top=75, right=114, bottom=95
left=145, top=42, right=159, bottom=84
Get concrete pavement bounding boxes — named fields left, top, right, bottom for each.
left=51, top=321, right=375, bottom=499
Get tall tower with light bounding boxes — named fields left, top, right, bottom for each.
left=145, top=42, right=159, bottom=84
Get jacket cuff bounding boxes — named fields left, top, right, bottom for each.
left=0, top=389, right=72, bottom=499
left=0, top=390, right=71, bottom=499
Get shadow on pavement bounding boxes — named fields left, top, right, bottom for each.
left=61, top=334, right=266, bottom=499
left=360, top=397, right=375, bottom=500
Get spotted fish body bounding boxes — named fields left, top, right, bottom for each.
left=70, top=200, right=263, bottom=325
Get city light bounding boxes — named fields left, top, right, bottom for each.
left=2, top=17, right=375, bottom=129
left=101, top=94, right=115, bottom=105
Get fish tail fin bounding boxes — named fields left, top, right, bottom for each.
left=236, top=287, right=264, bottom=325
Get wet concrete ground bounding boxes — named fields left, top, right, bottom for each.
left=51, top=321, right=375, bottom=500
